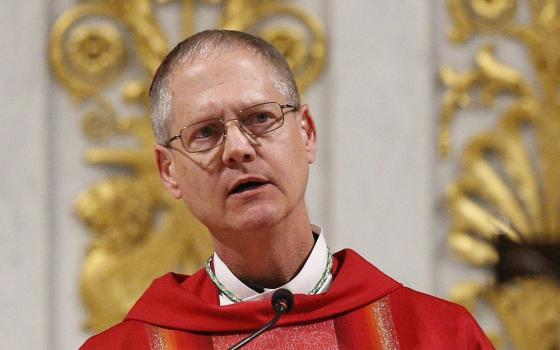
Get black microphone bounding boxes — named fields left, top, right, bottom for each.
left=229, top=288, right=294, bottom=350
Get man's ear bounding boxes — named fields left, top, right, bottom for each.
left=155, top=145, right=182, bottom=199
left=297, top=104, right=318, bottom=164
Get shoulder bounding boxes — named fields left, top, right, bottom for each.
left=80, top=320, right=151, bottom=350
left=390, top=286, right=469, bottom=317
left=387, top=287, right=494, bottom=349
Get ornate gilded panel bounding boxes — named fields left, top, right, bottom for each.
left=440, top=1, right=560, bottom=348
left=49, top=0, right=326, bottom=332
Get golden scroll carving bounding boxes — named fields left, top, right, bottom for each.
left=49, top=0, right=326, bottom=332
left=441, top=1, right=560, bottom=348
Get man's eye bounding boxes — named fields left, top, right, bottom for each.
left=255, top=113, right=270, bottom=123
left=246, top=112, right=273, bottom=125
left=194, top=126, right=218, bottom=139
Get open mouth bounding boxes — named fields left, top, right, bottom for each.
left=230, top=181, right=269, bottom=195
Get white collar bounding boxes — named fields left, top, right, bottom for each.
left=213, top=225, right=332, bottom=306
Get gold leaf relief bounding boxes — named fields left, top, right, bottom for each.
left=50, top=2, right=124, bottom=100
left=442, top=1, right=560, bottom=348
left=487, top=278, right=560, bottom=349
left=438, top=45, right=532, bottom=156
left=221, top=1, right=326, bottom=94
left=447, top=0, right=518, bottom=42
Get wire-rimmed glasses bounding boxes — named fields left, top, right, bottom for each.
left=164, top=102, right=298, bottom=153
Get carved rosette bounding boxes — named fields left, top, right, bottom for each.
left=49, top=0, right=326, bottom=332
left=441, top=1, right=560, bottom=349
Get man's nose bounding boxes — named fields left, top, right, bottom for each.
left=221, top=121, right=256, bottom=167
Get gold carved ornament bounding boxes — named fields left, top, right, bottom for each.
left=440, top=1, right=560, bottom=349
left=49, top=0, right=326, bottom=332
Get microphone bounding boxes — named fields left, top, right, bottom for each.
left=229, top=288, right=294, bottom=350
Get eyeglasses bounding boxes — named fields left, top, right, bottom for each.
left=164, top=102, right=298, bottom=153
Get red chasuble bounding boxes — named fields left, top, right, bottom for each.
left=81, top=250, right=494, bottom=349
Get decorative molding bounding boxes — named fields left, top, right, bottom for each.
left=440, top=1, right=560, bottom=348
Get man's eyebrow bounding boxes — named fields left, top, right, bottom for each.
left=190, top=98, right=271, bottom=121
left=236, top=98, right=276, bottom=112
left=186, top=104, right=222, bottom=123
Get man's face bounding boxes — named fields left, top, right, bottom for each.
left=155, top=49, right=317, bottom=238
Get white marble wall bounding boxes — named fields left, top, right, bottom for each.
left=1, top=0, right=52, bottom=349
left=326, top=1, right=435, bottom=294
left=2, top=1, right=445, bottom=349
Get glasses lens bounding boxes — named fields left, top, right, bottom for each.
left=182, top=120, right=224, bottom=152
left=239, top=103, right=284, bottom=136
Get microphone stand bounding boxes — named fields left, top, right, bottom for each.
left=229, top=289, right=294, bottom=350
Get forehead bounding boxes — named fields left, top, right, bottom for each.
left=167, top=50, right=284, bottom=124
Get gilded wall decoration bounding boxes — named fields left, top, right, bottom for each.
left=440, top=0, right=560, bottom=349
left=49, top=0, right=326, bottom=332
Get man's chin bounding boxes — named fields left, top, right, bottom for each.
left=225, top=206, right=283, bottom=232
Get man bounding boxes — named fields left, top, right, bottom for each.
left=82, top=30, right=493, bottom=349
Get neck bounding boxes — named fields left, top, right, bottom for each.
left=211, top=208, right=315, bottom=289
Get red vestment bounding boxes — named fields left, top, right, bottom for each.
left=81, top=250, right=494, bottom=349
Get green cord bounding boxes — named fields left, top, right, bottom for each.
left=206, top=248, right=333, bottom=303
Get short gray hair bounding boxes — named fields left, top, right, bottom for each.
left=149, top=29, right=300, bottom=145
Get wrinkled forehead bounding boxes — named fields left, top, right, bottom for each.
left=166, top=50, right=284, bottom=123
left=169, top=46, right=280, bottom=83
